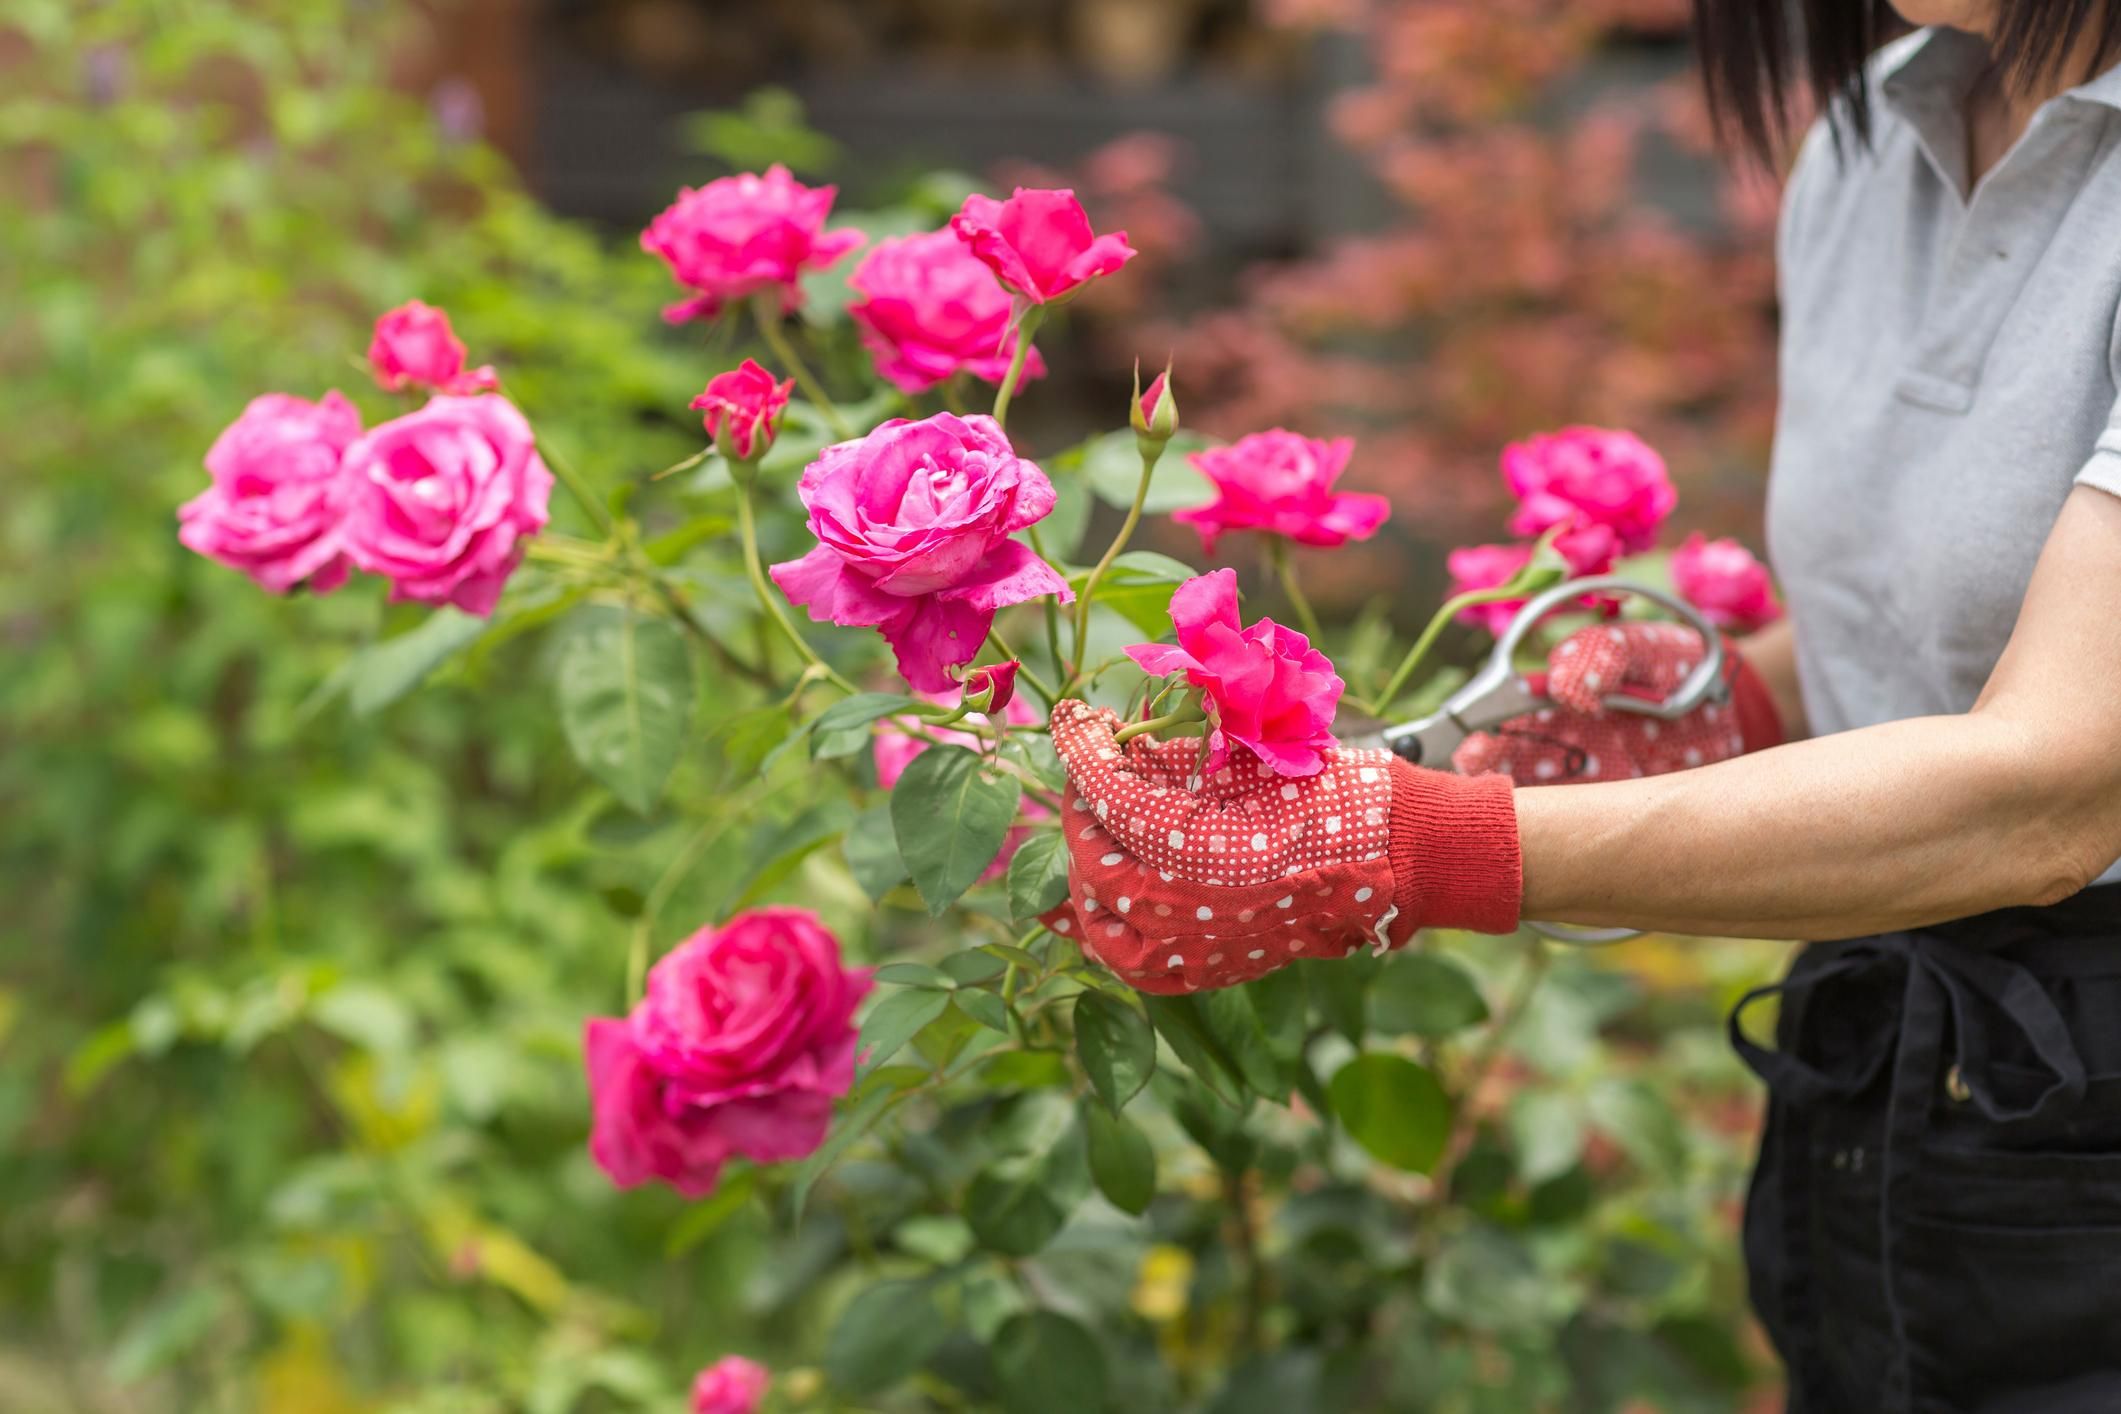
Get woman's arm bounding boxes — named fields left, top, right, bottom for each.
left=1518, top=486, right=2121, bottom=938
left=1735, top=616, right=1808, bottom=741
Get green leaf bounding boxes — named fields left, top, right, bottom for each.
left=1509, top=1089, right=1588, bottom=1186
left=992, top=1311, right=1109, bottom=1414
left=856, top=988, right=952, bottom=1077
left=823, top=1279, right=950, bottom=1396
left=1245, top=966, right=1310, bottom=1062
left=1083, top=1100, right=1156, bottom=1215
left=891, top=744, right=1022, bottom=915
left=1298, top=952, right=1383, bottom=1043
left=1074, top=991, right=1156, bottom=1112
left=1369, top=953, right=1490, bottom=1038
left=792, top=1083, right=906, bottom=1219
left=1143, top=995, right=1248, bottom=1107
left=810, top=692, right=922, bottom=753
left=873, top=961, right=956, bottom=990
left=347, top=608, right=488, bottom=714
left=955, top=988, right=1011, bottom=1034
left=1328, top=1053, right=1452, bottom=1173
left=843, top=803, right=908, bottom=900
left=109, top=1282, right=230, bottom=1383
left=1424, top=1224, right=1573, bottom=1335
left=1108, top=549, right=1198, bottom=582
left=939, top=949, right=1010, bottom=985
left=1197, top=987, right=1289, bottom=1102
left=1034, top=461, right=1093, bottom=562
left=1080, top=428, right=1215, bottom=513
left=310, top=981, right=413, bottom=1054
left=555, top=605, right=694, bottom=815
left=1006, top=830, right=1070, bottom=924
left=965, top=1163, right=1068, bottom=1257
left=1586, top=1077, right=1687, bottom=1175
left=716, top=703, right=793, bottom=775
left=664, top=1168, right=756, bottom=1257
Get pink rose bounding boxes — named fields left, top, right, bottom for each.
left=179, top=391, right=361, bottom=594
left=691, top=1356, right=770, bottom=1414
left=583, top=908, right=871, bottom=1198
left=340, top=394, right=553, bottom=617
left=691, top=359, right=793, bottom=461
left=1501, top=425, right=1676, bottom=555
left=366, top=301, right=498, bottom=396
left=641, top=165, right=867, bottom=324
left=963, top=659, right=1020, bottom=714
left=949, top=188, right=1137, bottom=306
left=1172, top=429, right=1390, bottom=555
left=1125, top=568, right=1343, bottom=777
left=1444, top=526, right=1621, bottom=634
left=769, top=413, right=1073, bottom=692
left=1444, top=542, right=1533, bottom=634
left=846, top=230, right=1047, bottom=394
left=1672, top=532, right=1781, bottom=631
left=875, top=688, right=1047, bottom=881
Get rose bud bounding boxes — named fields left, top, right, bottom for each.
left=691, top=359, right=795, bottom=466
left=962, top=660, right=1020, bottom=714
left=1132, top=360, right=1178, bottom=454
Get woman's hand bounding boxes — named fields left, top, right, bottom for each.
left=1453, top=621, right=1784, bottom=785
left=1048, top=701, right=1521, bottom=993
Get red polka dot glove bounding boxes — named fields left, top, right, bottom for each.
left=1451, top=622, right=1784, bottom=785
left=1046, top=702, right=1522, bottom=994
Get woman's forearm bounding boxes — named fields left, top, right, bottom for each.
left=1516, top=710, right=2101, bottom=938
left=1736, top=617, right=1808, bottom=740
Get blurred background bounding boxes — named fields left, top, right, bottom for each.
left=3, top=0, right=1786, bottom=1409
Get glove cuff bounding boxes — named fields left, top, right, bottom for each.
left=1724, top=639, right=1785, bottom=752
left=1386, top=761, right=1523, bottom=935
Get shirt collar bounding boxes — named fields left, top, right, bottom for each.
left=1881, top=23, right=2121, bottom=115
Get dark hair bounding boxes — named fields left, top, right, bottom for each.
left=1692, top=0, right=2121, bottom=162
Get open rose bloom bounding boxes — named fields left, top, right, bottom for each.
left=1502, top=425, right=1676, bottom=554
left=1673, top=532, right=1781, bottom=631
left=340, top=394, right=553, bottom=616
left=367, top=301, right=498, bottom=395
left=584, top=908, right=870, bottom=1198
left=641, top=164, right=866, bottom=323
left=690, top=1356, right=770, bottom=1414
left=950, top=187, right=1137, bottom=307
left=1174, top=429, right=1389, bottom=554
left=178, top=391, right=362, bottom=594
left=847, top=230, right=1047, bottom=393
left=1127, top=568, right=1344, bottom=777
left=770, top=413, right=1072, bottom=691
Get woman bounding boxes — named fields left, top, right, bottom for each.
left=1046, top=2, right=2121, bottom=1408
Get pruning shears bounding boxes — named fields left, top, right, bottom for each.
left=1348, top=574, right=1728, bottom=946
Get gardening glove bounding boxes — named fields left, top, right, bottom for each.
left=1046, top=701, right=1521, bottom=994
left=1452, top=622, right=1783, bottom=786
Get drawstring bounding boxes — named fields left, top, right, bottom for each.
left=1729, top=934, right=2089, bottom=1411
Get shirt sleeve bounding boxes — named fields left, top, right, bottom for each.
left=2074, top=407, right=2121, bottom=499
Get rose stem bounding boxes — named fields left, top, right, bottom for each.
left=1026, top=525, right=1069, bottom=685
left=1112, top=696, right=1204, bottom=745
left=1069, top=440, right=1162, bottom=685
left=1266, top=536, right=1325, bottom=644
left=989, top=305, right=1046, bottom=432
left=736, top=478, right=859, bottom=695
left=751, top=294, right=852, bottom=440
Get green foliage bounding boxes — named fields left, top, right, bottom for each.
left=0, top=3, right=1786, bottom=1410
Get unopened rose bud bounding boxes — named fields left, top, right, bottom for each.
left=1131, top=360, right=1178, bottom=455
left=962, top=659, right=1019, bottom=715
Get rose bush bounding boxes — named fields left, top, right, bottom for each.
left=38, top=24, right=1780, bottom=1405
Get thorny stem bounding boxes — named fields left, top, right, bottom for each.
left=1112, top=698, right=1204, bottom=745
left=1070, top=440, right=1161, bottom=683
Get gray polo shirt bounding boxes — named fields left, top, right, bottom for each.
left=1766, top=27, right=2121, bottom=881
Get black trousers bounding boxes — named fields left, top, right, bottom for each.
left=1734, top=886, right=2121, bottom=1412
